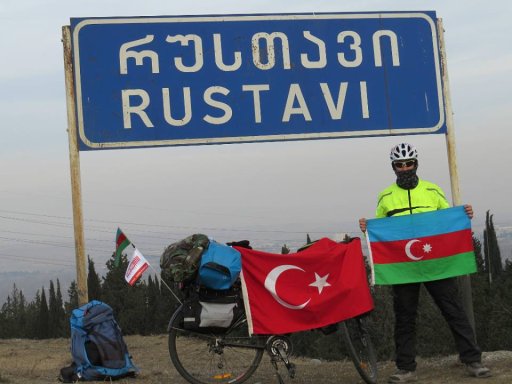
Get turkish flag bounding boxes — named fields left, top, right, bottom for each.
left=236, top=238, right=373, bottom=335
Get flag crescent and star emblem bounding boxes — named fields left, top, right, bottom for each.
left=404, top=239, right=433, bottom=261
left=264, top=264, right=331, bottom=310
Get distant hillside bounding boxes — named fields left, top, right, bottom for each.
left=474, top=227, right=512, bottom=262
left=1, top=227, right=510, bottom=306
left=0, top=269, right=74, bottom=304
left=496, top=227, right=512, bottom=261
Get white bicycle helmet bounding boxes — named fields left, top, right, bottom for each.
left=390, top=143, right=418, bottom=161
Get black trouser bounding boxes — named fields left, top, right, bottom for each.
left=392, top=277, right=481, bottom=371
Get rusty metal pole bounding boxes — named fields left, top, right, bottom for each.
left=437, top=19, right=475, bottom=331
left=62, top=26, right=88, bottom=305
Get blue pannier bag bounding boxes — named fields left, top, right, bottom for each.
left=67, top=300, right=138, bottom=381
left=199, top=240, right=242, bottom=290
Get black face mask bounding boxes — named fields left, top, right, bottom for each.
left=394, top=168, right=419, bottom=190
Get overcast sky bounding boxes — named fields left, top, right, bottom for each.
left=1, top=1, right=511, bottom=300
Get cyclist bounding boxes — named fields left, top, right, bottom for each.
left=359, top=143, right=491, bottom=382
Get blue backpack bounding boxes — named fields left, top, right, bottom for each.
left=199, top=240, right=242, bottom=290
left=67, top=300, right=138, bottom=381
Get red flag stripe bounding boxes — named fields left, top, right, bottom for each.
left=371, top=228, right=473, bottom=264
left=128, top=263, right=148, bottom=286
left=116, top=232, right=127, bottom=248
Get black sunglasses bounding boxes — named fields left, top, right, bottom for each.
left=393, top=160, right=416, bottom=169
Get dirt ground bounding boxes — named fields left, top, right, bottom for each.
left=0, top=335, right=511, bottom=383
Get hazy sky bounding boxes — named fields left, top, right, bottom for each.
left=1, top=1, right=511, bottom=299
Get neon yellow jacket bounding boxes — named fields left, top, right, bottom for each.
left=375, top=179, right=450, bottom=218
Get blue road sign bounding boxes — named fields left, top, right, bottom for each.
left=70, top=12, right=445, bottom=150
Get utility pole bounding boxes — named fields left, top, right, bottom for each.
left=438, top=18, right=475, bottom=330
left=62, top=26, right=88, bottom=306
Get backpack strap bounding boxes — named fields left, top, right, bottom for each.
left=202, top=261, right=231, bottom=277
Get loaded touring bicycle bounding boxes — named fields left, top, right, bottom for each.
left=161, top=235, right=378, bottom=384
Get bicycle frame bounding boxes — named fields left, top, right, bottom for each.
left=167, top=301, right=377, bottom=384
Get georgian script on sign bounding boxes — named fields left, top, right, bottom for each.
left=117, top=30, right=398, bottom=128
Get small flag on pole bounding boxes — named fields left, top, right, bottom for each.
left=115, top=228, right=131, bottom=267
left=125, top=248, right=150, bottom=286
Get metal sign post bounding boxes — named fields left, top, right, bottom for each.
left=62, top=26, right=88, bottom=306
left=437, top=19, right=475, bottom=330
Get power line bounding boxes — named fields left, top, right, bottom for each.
left=0, top=213, right=359, bottom=246
left=0, top=208, right=361, bottom=262
left=0, top=208, right=358, bottom=235
left=0, top=235, right=105, bottom=251
left=0, top=229, right=113, bottom=243
left=0, top=253, right=74, bottom=267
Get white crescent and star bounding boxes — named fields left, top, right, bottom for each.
left=264, top=265, right=331, bottom=310
left=404, top=239, right=433, bottom=261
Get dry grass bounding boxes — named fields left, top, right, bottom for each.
left=0, top=335, right=511, bottom=383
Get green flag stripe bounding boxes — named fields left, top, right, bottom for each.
left=115, top=238, right=131, bottom=266
left=116, top=238, right=130, bottom=256
left=375, top=251, right=477, bottom=285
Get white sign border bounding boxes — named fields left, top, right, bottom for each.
left=72, top=12, right=445, bottom=149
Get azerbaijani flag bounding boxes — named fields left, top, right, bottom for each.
left=366, top=206, right=477, bottom=285
left=115, top=228, right=131, bottom=267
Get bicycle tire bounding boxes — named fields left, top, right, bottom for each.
left=341, top=317, right=378, bottom=384
left=168, top=304, right=265, bottom=384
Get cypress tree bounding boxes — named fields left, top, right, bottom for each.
left=26, top=291, right=42, bottom=339
left=483, top=210, right=503, bottom=283
left=141, top=276, right=153, bottom=335
left=88, top=256, right=102, bottom=301
left=56, top=279, right=67, bottom=337
left=480, top=261, right=512, bottom=349
left=48, top=280, right=58, bottom=338
left=152, top=274, right=170, bottom=332
left=2, top=296, right=13, bottom=328
left=473, top=235, right=485, bottom=273
left=0, top=284, right=27, bottom=338
left=66, top=280, right=79, bottom=317
left=37, top=287, right=49, bottom=339
left=47, top=279, right=67, bottom=338
left=0, top=302, right=6, bottom=338
left=102, top=252, right=145, bottom=334
left=145, top=274, right=163, bottom=334
left=156, top=274, right=177, bottom=333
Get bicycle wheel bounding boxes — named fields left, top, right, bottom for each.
left=168, top=304, right=265, bottom=384
left=341, top=317, right=378, bottom=384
